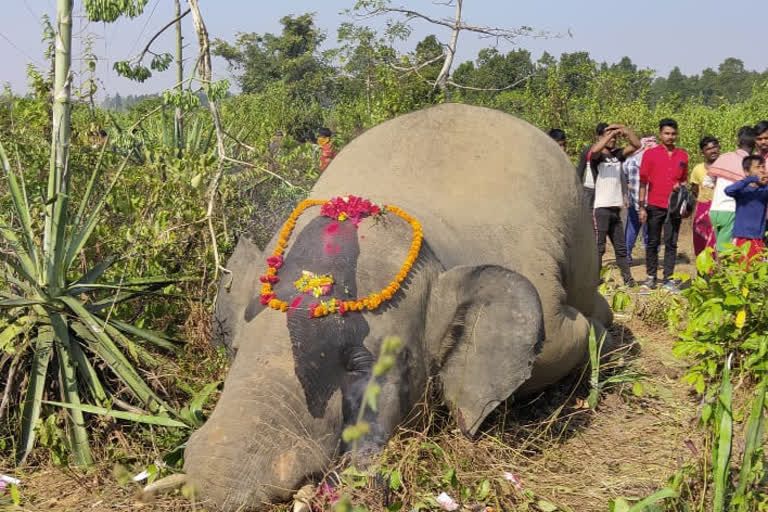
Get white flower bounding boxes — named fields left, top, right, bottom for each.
left=436, top=491, right=459, bottom=511
left=0, top=474, right=20, bottom=486
left=503, top=471, right=523, bottom=489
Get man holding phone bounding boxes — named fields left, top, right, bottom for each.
left=590, top=123, right=641, bottom=286
left=638, top=118, right=689, bottom=292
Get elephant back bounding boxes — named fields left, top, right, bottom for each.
left=309, top=103, right=602, bottom=391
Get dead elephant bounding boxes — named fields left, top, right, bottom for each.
left=180, top=104, right=611, bottom=510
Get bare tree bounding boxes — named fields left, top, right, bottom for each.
left=351, top=0, right=558, bottom=93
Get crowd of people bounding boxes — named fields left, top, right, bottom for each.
left=548, top=119, right=768, bottom=293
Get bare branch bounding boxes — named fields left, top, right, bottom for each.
left=388, top=52, right=444, bottom=72
left=355, top=5, right=554, bottom=42
left=221, top=127, right=257, bottom=153
left=446, top=72, right=533, bottom=92
left=433, top=0, right=461, bottom=90
left=187, top=0, right=229, bottom=282
left=222, top=156, right=301, bottom=190
left=129, top=9, right=191, bottom=66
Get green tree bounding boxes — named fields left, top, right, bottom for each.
left=213, top=13, right=326, bottom=94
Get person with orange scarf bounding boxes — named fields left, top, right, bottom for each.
left=317, top=127, right=336, bottom=172
left=707, top=126, right=755, bottom=253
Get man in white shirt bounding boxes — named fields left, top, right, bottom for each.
left=590, top=123, right=641, bottom=286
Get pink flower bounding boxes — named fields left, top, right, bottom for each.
left=259, top=275, right=279, bottom=284
left=260, top=293, right=275, bottom=305
left=315, top=482, right=339, bottom=507
left=266, top=255, right=283, bottom=269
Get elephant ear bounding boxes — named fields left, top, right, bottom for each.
left=215, top=236, right=263, bottom=356
left=426, top=265, right=544, bottom=437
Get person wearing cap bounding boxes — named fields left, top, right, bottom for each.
left=317, top=127, right=336, bottom=172
left=622, top=135, right=656, bottom=265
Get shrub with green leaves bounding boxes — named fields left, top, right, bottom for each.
left=0, top=141, right=188, bottom=467
left=670, top=246, right=768, bottom=397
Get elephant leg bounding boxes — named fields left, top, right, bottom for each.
left=591, top=292, right=613, bottom=328
left=517, top=301, right=609, bottom=395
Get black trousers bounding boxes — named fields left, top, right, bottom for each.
left=583, top=186, right=595, bottom=211
left=645, top=205, right=682, bottom=281
left=594, top=207, right=633, bottom=283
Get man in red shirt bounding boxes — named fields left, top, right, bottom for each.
left=638, top=118, right=689, bottom=292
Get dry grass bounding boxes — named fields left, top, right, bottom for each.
left=4, top=228, right=709, bottom=511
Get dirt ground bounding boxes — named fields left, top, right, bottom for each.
left=4, top=220, right=703, bottom=512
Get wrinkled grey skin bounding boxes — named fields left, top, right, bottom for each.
left=184, top=104, right=611, bottom=511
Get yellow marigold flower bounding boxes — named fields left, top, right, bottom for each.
left=742, top=287, right=749, bottom=298
left=735, top=309, right=747, bottom=329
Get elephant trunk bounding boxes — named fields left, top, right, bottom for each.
left=183, top=359, right=344, bottom=511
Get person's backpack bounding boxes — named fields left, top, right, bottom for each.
left=667, top=185, right=692, bottom=220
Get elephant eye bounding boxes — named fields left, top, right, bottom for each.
left=342, top=344, right=373, bottom=374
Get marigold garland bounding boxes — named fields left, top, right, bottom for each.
left=259, top=196, right=423, bottom=318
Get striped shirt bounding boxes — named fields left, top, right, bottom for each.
left=623, top=149, right=644, bottom=210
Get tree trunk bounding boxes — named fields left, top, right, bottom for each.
left=174, top=0, right=184, bottom=156
left=434, top=0, right=462, bottom=94
left=44, top=0, right=73, bottom=292
left=187, top=0, right=228, bottom=281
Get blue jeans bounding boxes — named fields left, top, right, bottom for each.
left=625, top=206, right=648, bottom=262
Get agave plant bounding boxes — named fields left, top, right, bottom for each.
left=0, top=140, right=188, bottom=467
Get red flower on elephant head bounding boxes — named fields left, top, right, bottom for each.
left=320, top=195, right=381, bottom=225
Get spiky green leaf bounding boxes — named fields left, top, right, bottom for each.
left=43, top=401, right=187, bottom=428
left=16, top=326, right=54, bottom=465
left=51, top=314, right=93, bottom=466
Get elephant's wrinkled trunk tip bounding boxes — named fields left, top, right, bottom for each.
left=141, top=473, right=190, bottom=499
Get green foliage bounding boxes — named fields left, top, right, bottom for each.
left=84, top=0, right=148, bottom=22
left=586, top=325, right=645, bottom=410
left=664, top=246, right=768, bottom=510
left=0, top=136, right=187, bottom=466
left=342, top=336, right=402, bottom=449
left=670, top=247, right=768, bottom=397
left=212, top=14, right=328, bottom=95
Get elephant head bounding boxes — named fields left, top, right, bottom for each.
left=183, top=206, right=544, bottom=510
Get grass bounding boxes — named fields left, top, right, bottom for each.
left=1, top=311, right=704, bottom=512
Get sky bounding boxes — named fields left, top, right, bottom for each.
left=1, top=1, right=766, bottom=99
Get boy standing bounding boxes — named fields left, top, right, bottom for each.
left=724, top=155, right=768, bottom=263
left=638, top=118, right=688, bottom=292
left=590, top=123, right=641, bottom=286
left=708, top=126, right=756, bottom=253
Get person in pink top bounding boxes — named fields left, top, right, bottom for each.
left=638, top=118, right=689, bottom=292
